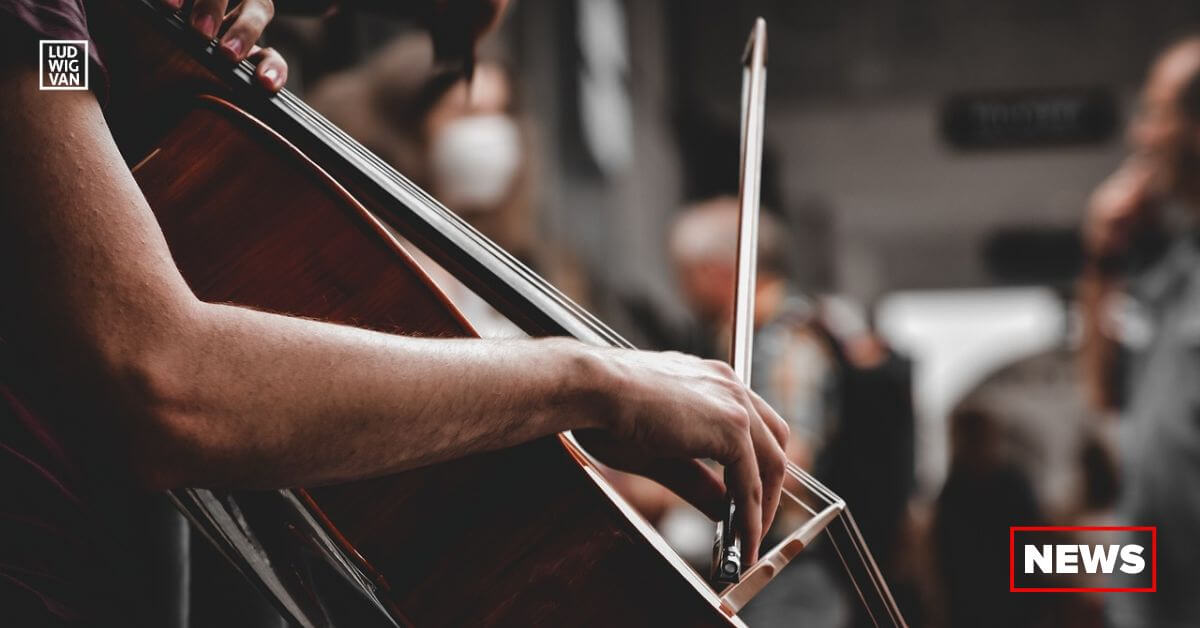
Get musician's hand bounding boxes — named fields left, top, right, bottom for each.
left=160, top=0, right=289, bottom=91
left=576, top=348, right=790, bottom=564
left=1084, top=157, right=1160, bottom=262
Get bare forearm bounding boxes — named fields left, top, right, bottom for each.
left=1, top=18, right=787, bottom=545
left=0, top=68, right=598, bottom=491
left=136, top=303, right=604, bottom=489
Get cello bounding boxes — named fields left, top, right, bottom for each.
left=89, top=2, right=906, bottom=625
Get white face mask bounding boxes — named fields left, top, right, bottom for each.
left=429, top=114, right=522, bottom=212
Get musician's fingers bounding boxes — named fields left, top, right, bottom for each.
left=247, top=46, right=287, bottom=92
left=748, top=389, right=790, bottom=450
left=725, top=434, right=763, bottom=564
left=188, top=0, right=229, bottom=40
left=220, top=0, right=275, bottom=61
left=641, top=458, right=726, bottom=521
left=747, top=411, right=787, bottom=536
left=160, top=0, right=184, bottom=12
left=727, top=386, right=787, bottom=538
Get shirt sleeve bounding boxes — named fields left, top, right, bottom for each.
left=0, top=0, right=107, bottom=98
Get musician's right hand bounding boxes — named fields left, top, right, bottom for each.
left=573, top=346, right=790, bottom=564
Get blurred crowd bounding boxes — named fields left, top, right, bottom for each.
left=213, top=7, right=1200, bottom=628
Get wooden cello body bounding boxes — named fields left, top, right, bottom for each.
left=90, top=1, right=742, bottom=626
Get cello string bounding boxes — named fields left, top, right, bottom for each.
left=270, top=78, right=863, bottom=536
left=156, top=0, right=632, bottom=354
left=269, top=89, right=616, bottom=339
left=150, top=4, right=900, bottom=620
left=251, top=43, right=905, bottom=627
left=832, top=515, right=903, bottom=625
left=267, top=82, right=631, bottom=348
left=275, top=61, right=857, bottom=539
left=273, top=72, right=849, bottom=503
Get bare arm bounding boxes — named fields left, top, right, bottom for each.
left=0, top=64, right=787, bottom=560
left=0, top=66, right=595, bottom=487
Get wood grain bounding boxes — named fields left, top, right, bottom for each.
left=93, top=5, right=740, bottom=620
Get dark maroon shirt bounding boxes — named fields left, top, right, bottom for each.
left=0, top=2, right=149, bottom=625
left=0, top=0, right=107, bottom=92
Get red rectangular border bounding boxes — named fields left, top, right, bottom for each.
left=1009, top=526, right=1157, bottom=593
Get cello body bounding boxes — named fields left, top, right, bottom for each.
left=90, top=1, right=741, bottom=626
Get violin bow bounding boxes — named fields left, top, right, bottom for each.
left=711, top=16, right=768, bottom=587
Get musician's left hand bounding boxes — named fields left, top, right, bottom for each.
left=160, top=0, right=288, bottom=91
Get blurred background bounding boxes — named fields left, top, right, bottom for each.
left=247, top=1, right=1200, bottom=626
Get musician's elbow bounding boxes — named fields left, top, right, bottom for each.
left=125, top=395, right=211, bottom=491
left=103, top=301, right=230, bottom=490
left=128, top=412, right=228, bottom=492
left=122, top=366, right=236, bottom=491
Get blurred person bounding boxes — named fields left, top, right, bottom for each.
left=624, top=198, right=828, bottom=529
left=1080, top=35, right=1200, bottom=628
left=669, top=197, right=835, bottom=467
left=310, top=50, right=535, bottom=256
left=308, top=44, right=590, bottom=336
left=664, top=198, right=918, bottom=626
left=932, top=405, right=1057, bottom=628
left=931, top=347, right=1115, bottom=628
left=663, top=196, right=847, bottom=627
left=816, top=302, right=918, bottom=628
left=0, top=1, right=794, bottom=625
left=672, top=201, right=917, bottom=564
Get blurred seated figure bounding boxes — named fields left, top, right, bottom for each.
left=1080, top=35, right=1200, bottom=628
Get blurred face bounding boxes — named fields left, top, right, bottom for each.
left=669, top=200, right=742, bottom=324
left=1130, top=42, right=1200, bottom=193
left=676, top=259, right=735, bottom=325
left=426, top=63, right=512, bottom=132
left=426, top=64, right=522, bottom=213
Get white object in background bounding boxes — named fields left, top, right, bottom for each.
left=876, top=287, right=1066, bottom=496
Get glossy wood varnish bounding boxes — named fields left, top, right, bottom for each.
left=91, top=1, right=740, bottom=625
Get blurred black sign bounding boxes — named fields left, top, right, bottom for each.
left=941, top=88, right=1118, bottom=149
